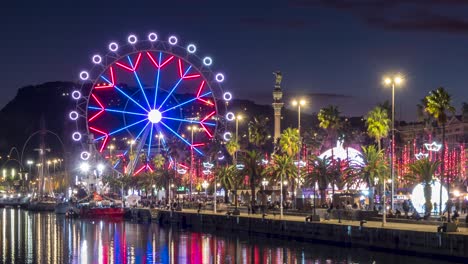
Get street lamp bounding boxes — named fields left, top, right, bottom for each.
left=280, top=179, right=288, bottom=218
left=79, top=162, right=90, bottom=173
left=155, top=133, right=164, bottom=152
left=187, top=125, right=201, bottom=200
left=235, top=114, right=243, bottom=164
left=109, top=145, right=115, bottom=158
left=383, top=74, right=404, bottom=211
left=292, top=99, right=306, bottom=209
left=262, top=178, right=268, bottom=190
left=26, top=160, right=33, bottom=180
left=202, top=180, right=209, bottom=200
left=127, top=139, right=135, bottom=154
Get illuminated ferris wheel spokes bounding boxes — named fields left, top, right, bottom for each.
left=90, top=51, right=213, bottom=173
left=73, top=32, right=231, bottom=176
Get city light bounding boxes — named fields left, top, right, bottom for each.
left=80, top=163, right=90, bottom=173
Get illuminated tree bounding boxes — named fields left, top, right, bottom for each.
left=318, top=105, right=341, bottom=148
left=422, top=87, right=455, bottom=218
left=365, top=106, right=390, bottom=150
left=354, top=145, right=389, bottom=210
left=408, top=158, right=441, bottom=215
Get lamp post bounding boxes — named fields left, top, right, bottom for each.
left=187, top=125, right=200, bottom=200
left=127, top=139, right=135, bottom=155
left=26, top=160, right=33, bottom=181
left=202, top=180, right=209, bottom=200
left=280, top=179, right=288, bottom=219
left=292, top=99, right=306, bottom=209
left=384, top=75, right=403, bottom=211
left=262, top=178, right=268, bottom=190
left=235, top=114, right=242, bottom=164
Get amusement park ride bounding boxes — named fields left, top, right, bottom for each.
left=68, top=31, right=235, bottom=216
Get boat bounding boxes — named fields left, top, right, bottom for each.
left=28, top=197, right=56, bottom=211
left=55, top=201, right=73, bottom=214
left=76, top=193, right=124, bottom=219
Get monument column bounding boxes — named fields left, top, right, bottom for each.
left=272, top=71, right=284, bottom=142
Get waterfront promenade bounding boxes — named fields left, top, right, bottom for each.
left=163, top=208, right=468, bottom=234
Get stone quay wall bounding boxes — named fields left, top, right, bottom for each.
left=156, top=210, right=468, bottom=260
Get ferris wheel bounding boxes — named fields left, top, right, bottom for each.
left=70, top=32, right=235, bottom=176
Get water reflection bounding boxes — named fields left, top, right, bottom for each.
left=0, top=208, right=460, bottom=263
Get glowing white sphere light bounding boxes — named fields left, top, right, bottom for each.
left=148, top=32, right=158, bottom=42
left=319, top=140, right=363, bottom=166
left=71, top=90, right=81, bottom=100
left=127, top=34, right=137, bottom=44
left=223, top=132, right=232, bottom=141
left=72, top=132, right=82, bottom=141
left=226, top=112, right=235, bottom=121
left=203, top=57, right=212, bottom=66
left=79, top=71, right=89, bottom=80
left=109, top=42, right=119, bottom=52
left=223, top=92, right=232, bottom=101
left=168, top=36, right=178, bottom=45
left=187, top=44, right=196, bottom=53
left=80, top=151, right=90, bottom=160
left=92, top=55, right=102, bottom=64
left=69, top=111, right=79, bottom=120
left=411, top=180, right=448, bottom=214
left=148, top=109, right=162, bottom=124
left=215, top=73, right=224, bottom=82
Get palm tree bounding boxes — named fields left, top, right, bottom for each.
left=152, top=154, right=165, bottom=169
left=248, top=116, right=270, bottom=150
left=306, top=155, right=332, bottom=206
left=365, top=106, right=390, bottom=150
left=318, top=105, right=341, bottom=149
left=354, top=145, right=389, bottom=210
left=279, top=128, right=300, bottom=157
left=240, top=149, right=263, bottom=204
left=265, top=153, right=297, bottom=196
left=279, top=127, right=301, bottom=204
left=422, top=87, right=455, bottom=218
left=408, top=158, right=441, bottom=215
left=216, top=165, right=238, bottom=203
left=225, top=139, right=240, bottom=162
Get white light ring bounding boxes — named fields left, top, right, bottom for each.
left=215, top=73, right=224, bottom=82
left=71, top=90, right=81, bottom=100
left=203, top=57, right=212, bottom=66
left=223, top=132, right=232, bottom=141
left=69, top=111, right=79, bottom=120
left=80, top=151, right=90, bottom=161
left=187, top=44, right=196, bottom=53
left=92, top=55, right=102, bottom=64
left=109, top=42, right=119, bottom=52
left=226, top=112, right=235, bottom=121
left=148, top=32, right=158, bottom=42
left=168, top=36, right=178, bottom=45
left=72, top=132, right=82, bottom=141
left=79, top=71, right=89, bottom=81
left=127, top=34, right=137, bottom=44
left=223, top=92, right=232, bottom=101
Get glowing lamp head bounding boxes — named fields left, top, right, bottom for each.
left=80, top=163, right=90, bottom=173
left=292, top=100, right=298, bottom=106
left=394, top=76, right=403, bottom=85
left=148, top=109, right=162, bottom=124
left=299, top=99, right=306, bottom=106
left=384, top=78, right=392, bottom=85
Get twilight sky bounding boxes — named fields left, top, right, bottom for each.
left=1, top=0, right=468, bottom=120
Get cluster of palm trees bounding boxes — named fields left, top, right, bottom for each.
left=103, top=87, right=458, bottom=216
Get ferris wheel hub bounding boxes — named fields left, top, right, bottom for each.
left=148, top=109, right=162, bottom=124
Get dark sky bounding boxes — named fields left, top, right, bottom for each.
left=1, top=0, right=468, bottom=120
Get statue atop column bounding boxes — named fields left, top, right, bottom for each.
left=272, top=71, right=284, bottom=141
left=273, top=71, right=282, bottom=87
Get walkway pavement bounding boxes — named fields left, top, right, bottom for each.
left=178, top=208, right=468, bottom=234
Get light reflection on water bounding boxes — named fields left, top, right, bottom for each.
left=0, top=208, right=461, bottom=264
